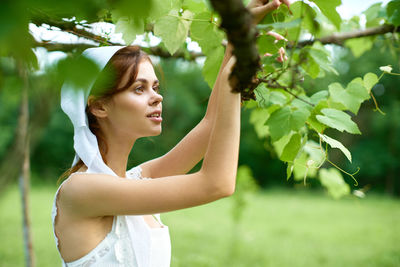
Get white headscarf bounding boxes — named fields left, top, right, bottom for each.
left=60, top=46, right=124, bottom=176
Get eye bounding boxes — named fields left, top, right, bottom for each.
left=153, top=85, right=160, bottom=93
left=135, top=86, right=144, bottom=93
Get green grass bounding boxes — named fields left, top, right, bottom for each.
left=1, top=185, right=399, bottom=267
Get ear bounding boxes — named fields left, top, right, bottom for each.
left=87, top=95, right=109, bottom=118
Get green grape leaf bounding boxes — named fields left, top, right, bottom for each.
left=148, top=0, right=182, bottom=21
left=309, top=0, right=342, bottom=29
left=202, top=45, right=224, bottom=88
left=154, top=10, right=193, bottom=55
left=293, top=151, right=317, bottom=181
left=316, top=108, right=361, bottom=134
left=112, top=0, right=153, bottom=21
left=273, top=133, right=293, bottom=157
left=319, top=168, right=350, bottom=199
left=307, top=100, right=329, bottom=133
left=301, top=53, right=320, bottom=78
left=114, top=16, right=145, bottom=44
left=345, top=37, right=374, bottom=58
left=303, top=140, right=325, bottom=166
left=363, top=3, right=383, bottom=27
left=266, top=106, right=310, bottom=142
left=328, top=82, right=370, bottom=114
left=363, top=72, right=379, bottom=93
left=190, top=11, right=224, bottom=54
left=319, top=133, right=352, bottom=162
left=289, top=1, right=319, bottom=34
left=280, top=133, right=302, bottom=162
left=308, top=45, right=338, bottom=75
left=57, top=55, right=100, bottom=89
left=255, top=84, right=287, bottom=108
left=387, top=0, right=400, bottom=26
left=182, top=0, right=208, bottom=13
left=257, top=35, right=279, bottom=55
left=310, top=91, right=329, bottom=105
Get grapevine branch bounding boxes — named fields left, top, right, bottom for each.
left=257, top=77, right=315, bottom=107
left=297, top=24, right=400, bottom=47
left=32, top=40, right=203, bottom=61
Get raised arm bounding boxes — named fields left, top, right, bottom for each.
left=139, top=1, right=290, bottom=178
left=59, top=57, right=241, bottom=217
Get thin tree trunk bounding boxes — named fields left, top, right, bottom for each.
left=17, top=62, right=35, bottom=267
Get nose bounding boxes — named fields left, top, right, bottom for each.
left=150, top=90, right=163, bottom=106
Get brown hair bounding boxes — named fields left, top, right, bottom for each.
left=57, top=45, right=151, bottom=185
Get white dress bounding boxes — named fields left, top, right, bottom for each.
left=51, top=166, right=171, bottom=267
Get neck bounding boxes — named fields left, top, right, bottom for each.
left=101, top=132, right=137, bottom=178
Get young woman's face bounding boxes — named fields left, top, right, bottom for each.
left=106, top=59, right=163, bottom=138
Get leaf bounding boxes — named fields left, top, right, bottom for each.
left=280, top=133, right=302, bottom=162
left=310, top=91, right=328, bottom=105
left=257, top=35, right=279, bottom=55
left=154, top=10, right=193, bottom=55
left=387, top=0, right=400, bottom=26
left=273, top=133, right=293, bottom=158
left=301, top=54, right=320, bottom=79
left=345, top=37, right=374, bottom=58
left=309, top=0, right=342, bottom=30
left=316, top=108, right=361, bottom=134
left=363, top=72, right=379, bottom=93
left=319, top=168, right=350, bottom=199
left=319, top=133, right=352, bottom=162
left=328, top=82, right=370, bottom=114
left=308, top=45, right=338, bottom=75
left=112, top=0, right=154, bottom=21
left=114, top=16, right=145, bottom=44
left=266, top=106, right=310, bottom=142
left=202, top=45, right=224, bottom=88
left=182, top=0, right=208, bottom=13
left=303, top=140, right=325, bottom=166
left=254, top=84, right=287, bottom=108
left=148, top=0, right=182, bottom=21
left=293, top=151, right=317, bottom=181
left=363, top=3, right=383, bottom=27
left=289, top=1, right=319, bottom=34
left=57, top=55, right=100, bottom=89
left=190, top=12, right=224, bottom=55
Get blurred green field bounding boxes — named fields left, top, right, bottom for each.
left=0, top=185, right=399, bottom=267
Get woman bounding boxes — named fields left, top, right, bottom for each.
left=52, top=1, right=289, bottom=266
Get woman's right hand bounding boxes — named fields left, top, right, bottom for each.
left=247, top=0, right=291, bottom=25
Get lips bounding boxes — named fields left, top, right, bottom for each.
left=146, top=110, right=162, bottom=118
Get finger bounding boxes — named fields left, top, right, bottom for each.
left=255, top=0, right=282, bottom=16
left=277, top=47, right=285, bottom=62
left=267, top=31, right=288, bottom=41
left=263, top=52, right=273, bottom=57
left=225, top=56, right=237, bottom=71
